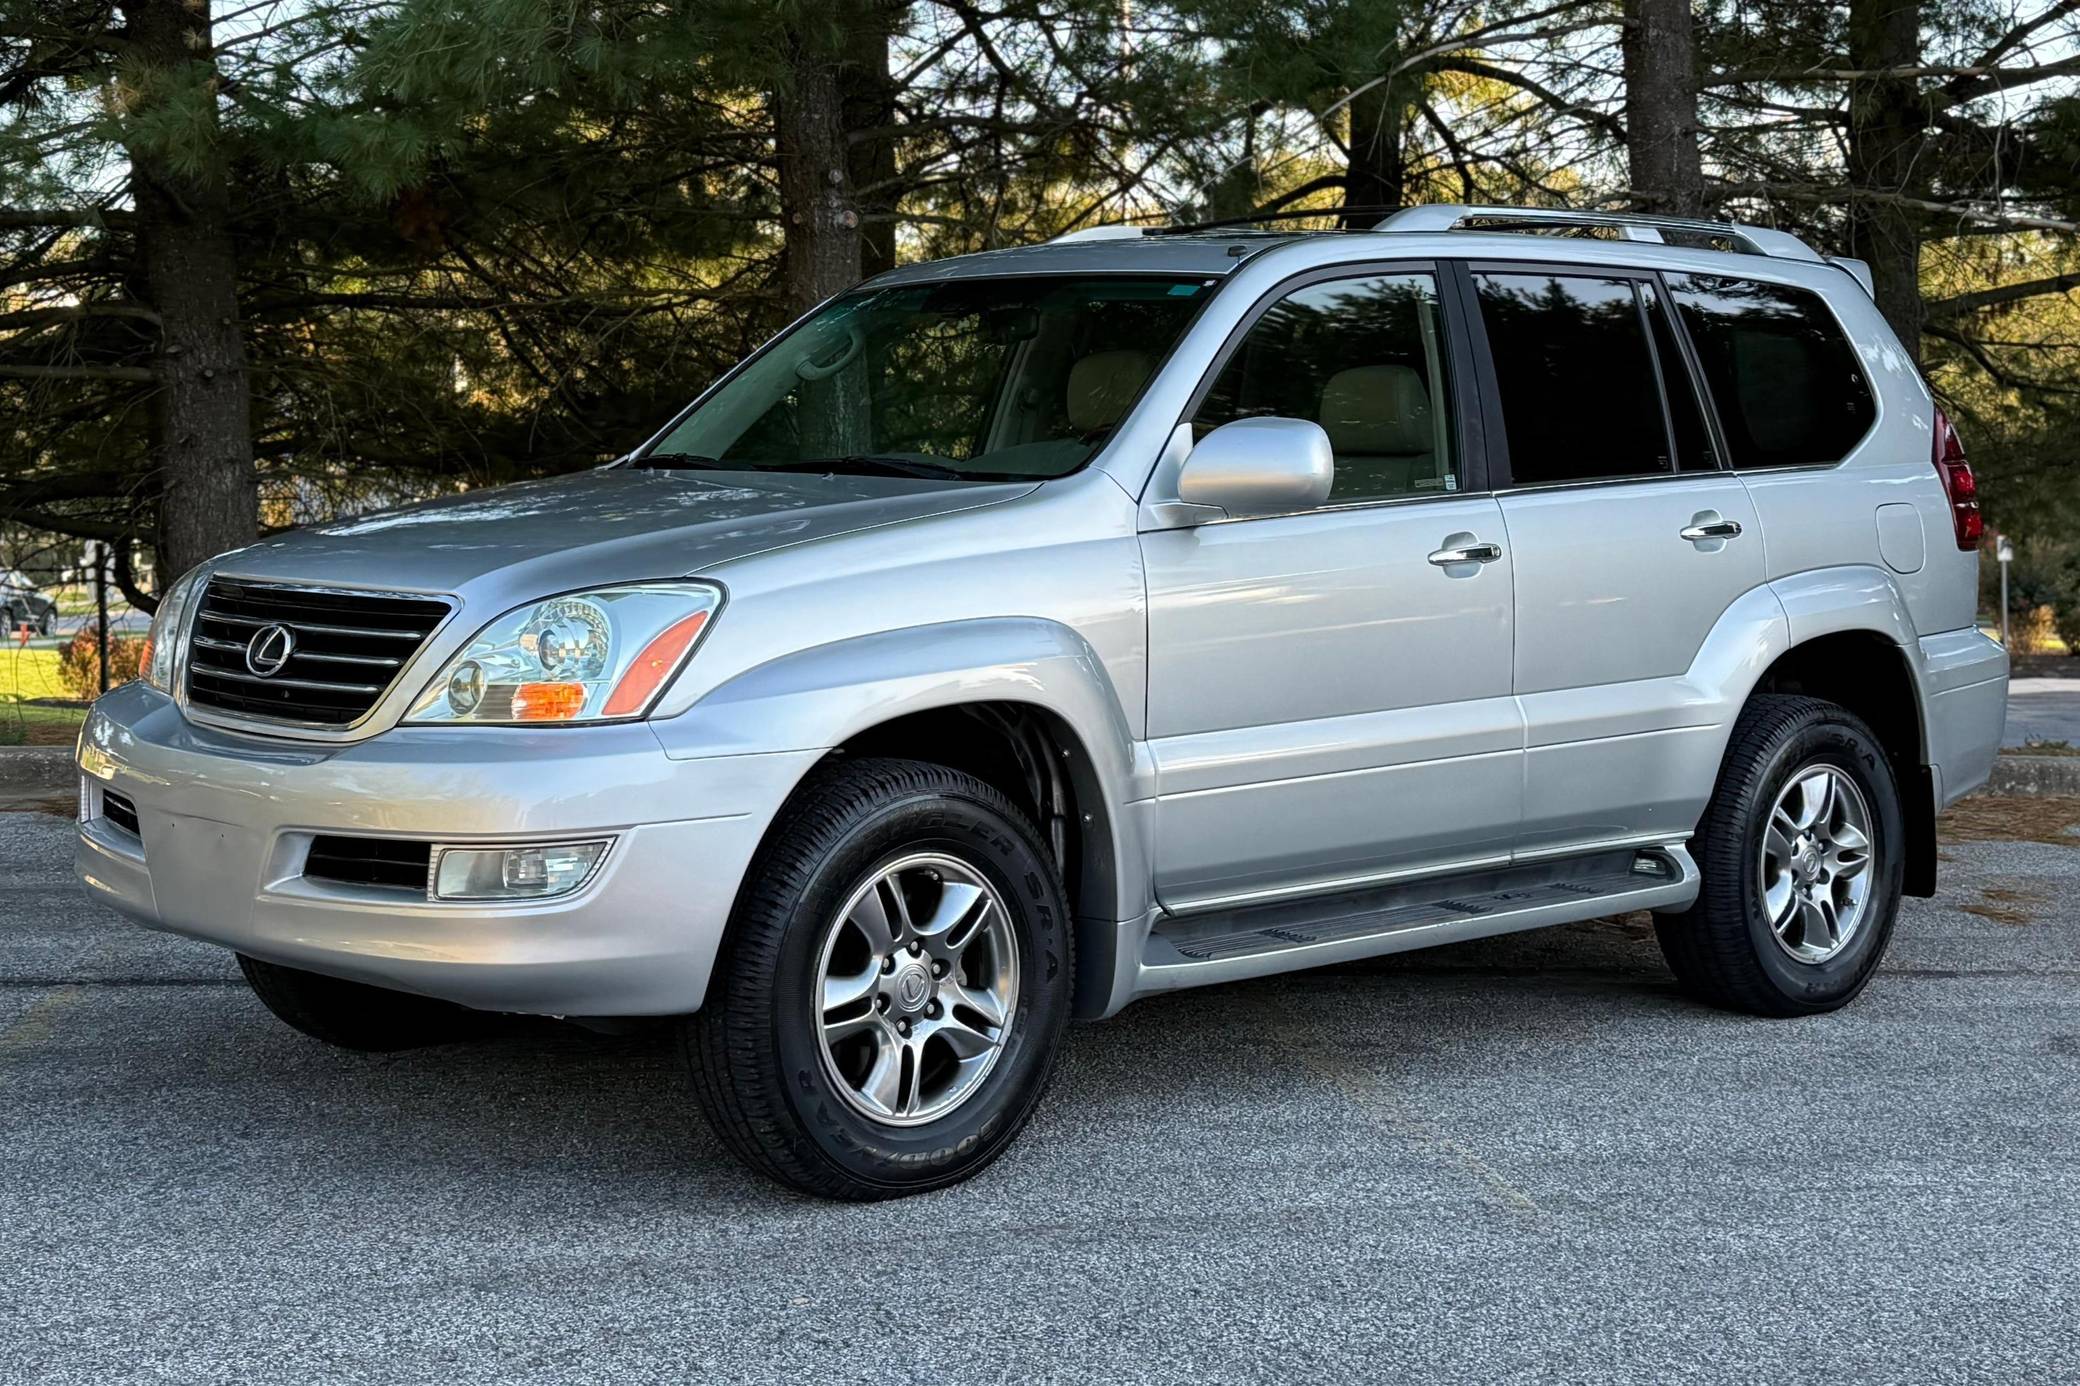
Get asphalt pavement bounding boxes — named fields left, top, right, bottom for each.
left=2006, top=676, right=2080, bottom=748
left=2, top=807, right=2076, bottom=1384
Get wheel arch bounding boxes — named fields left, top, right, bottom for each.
left=663, top=617, right=1152, bottom=1016
left=1746, top=572, right=1937, bottom=896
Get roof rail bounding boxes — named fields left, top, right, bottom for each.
left=1046, top=225, right=1147, bottom=244
left=1373, top=205, right=1825, bottom=264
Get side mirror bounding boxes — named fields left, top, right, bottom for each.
left=1175, top=417, right=1334, bottom=521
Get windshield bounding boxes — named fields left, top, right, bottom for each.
left=639, top=275, right=1211, bottom=481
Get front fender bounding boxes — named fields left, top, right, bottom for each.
left=650, top=616, right=1154, bottom=925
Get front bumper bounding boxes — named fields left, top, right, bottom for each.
left=74, top=682, right=819, bottom=1015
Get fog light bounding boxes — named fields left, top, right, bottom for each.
left=430, top=840, right=609, bottom=901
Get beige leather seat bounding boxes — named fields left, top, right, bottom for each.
left=1066, top=350, right=1153, bottom=435
left=1317, top=364, right=1440, bottom=499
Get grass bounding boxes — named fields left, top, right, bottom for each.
left=0, top=703, right=88, bottom=746
left=0, top=646, right=90, bottom=746
left=1939, top=794, right=2080, bottom=846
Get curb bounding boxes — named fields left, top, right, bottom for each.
left=1987, top=754, right=2080, bottom=799
left=0, top=746, right=73, bottom=788
left=0, top=746, right=75, bottom=811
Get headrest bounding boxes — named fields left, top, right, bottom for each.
left=1066, top=350, right=1153, bottom=433
left=1318, top=364, right=1433, bottom=456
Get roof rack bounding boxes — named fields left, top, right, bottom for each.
left=1049, top=205, right=1404, bottom=244
left=1045, top=204, right=1868, bottom=288
left=1048, top=225, right=1149, bottom=244
left=1373, top=205, right=1824, bottom=264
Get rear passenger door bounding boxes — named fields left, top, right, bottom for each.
left=1464, top=265, right=1767, bottom=855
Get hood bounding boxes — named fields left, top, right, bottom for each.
left=213, top=467, right=1036, bottom=599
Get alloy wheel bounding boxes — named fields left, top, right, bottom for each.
left=812, top=852, right=1019, bottom=1127
left=1758, top=763, right=1875, bottom=964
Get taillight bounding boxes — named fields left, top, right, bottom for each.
left=1932, top=407, right=1982, bottom=550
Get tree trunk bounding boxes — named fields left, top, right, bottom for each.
left=775, top=37, right=863, bottom=316
left=1343, top=87, right=1407, bottom=223
left=1846, top=0, right=1927, bottom=359
left=1622, top=0, right=1705, bottom=216
left=775, top=18, right=867, bottom=457
left=842, top=6, right=901, bottom=279
left=119, top=0, right=257, bottom=585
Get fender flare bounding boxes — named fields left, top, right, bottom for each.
left=653, top=615, right=1154, bottom=929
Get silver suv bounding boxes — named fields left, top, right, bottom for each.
left=76, top=206, right=2009, bottom=1199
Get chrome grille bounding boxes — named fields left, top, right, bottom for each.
left=185, top=579, right=451, bottom=726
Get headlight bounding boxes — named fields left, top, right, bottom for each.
left=142, top=568, right=204, bottom=692
left=405, top=582, right=721, bottom=724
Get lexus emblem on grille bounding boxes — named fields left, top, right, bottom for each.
left=244, top=623, right=296, bottom=678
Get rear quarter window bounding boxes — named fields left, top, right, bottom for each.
left=1664, top=274, right=1876, bottom=469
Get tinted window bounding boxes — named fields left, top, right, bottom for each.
left=1473, top=273, right=1673, bottom=483
left=1665, top=274, right=1876, bottom=469
left=1194, top=273, right=1456, bottom=504
left=1642, top=281, right=1717, bottom=471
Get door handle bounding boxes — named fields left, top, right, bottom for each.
left=1427, top=541, right=1503, bottom=567
left=1680, top=519, right=1743, bottom=542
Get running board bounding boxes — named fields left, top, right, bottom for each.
left=1133, top=845, right=1698, bottom=997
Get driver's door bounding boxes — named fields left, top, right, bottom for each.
left=1139, top=267, right=1521, bottom=911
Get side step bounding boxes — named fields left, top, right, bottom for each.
left=1135, top=845, right=1697, bottom=997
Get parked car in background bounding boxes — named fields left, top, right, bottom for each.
left=1, top=569, right=57, bottom=636
left=75, top=205, right=2008, bottom=1199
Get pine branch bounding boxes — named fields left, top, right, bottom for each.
left=1712, top=183, right=2080, bottom=234
left=1926, top=323, right=2080, bottom=398
left=1974, top=0, right=2080, bottom=69
left=0, top=209, right=134, bottom=230
left=1426, top=57, right=1626, bottom=143
left=0, top=364, right=157, bottom=383
left=0, top=305, right=159, bottom=331
left=1707, top=56, right=2080, bottom=103
left=1925, top=273, right=2080, bottom=321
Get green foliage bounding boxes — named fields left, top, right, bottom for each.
left=3, top=0, right=2078, bottom=585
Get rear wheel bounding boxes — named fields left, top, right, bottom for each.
left=237, top=954, right=488, bottom=1051
left=685, top=757, right=1073, bottom=1200
left=1656, top=695, right=1906, bottom=1016
left=36, top=609, right=52, bottom=636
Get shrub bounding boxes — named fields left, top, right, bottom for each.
left=2013, top=604, right=2062, bottom=655
left=56, top=630, right=146, bottom=701
left=2055, top=554, right=2080, bottom=657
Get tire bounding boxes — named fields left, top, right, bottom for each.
left=237, top=954, right=488, bottom=1051
left=37, top=610, right=51, bottom=636
left=1655, top=694, right=1906, bottom=1017
left=685, top=757, right=1074, bottom=1200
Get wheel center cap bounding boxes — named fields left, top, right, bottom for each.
left=891, top=962, right=933, bottom=1014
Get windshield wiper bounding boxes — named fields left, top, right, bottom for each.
left=630, top=451, right=733, bottom=471
left=781, top=454, right=969, bottom=481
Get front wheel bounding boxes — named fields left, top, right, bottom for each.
left=1656, top=695, right=1906, bottom=1016
left=684, top=758, right=1073, bottom=1200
